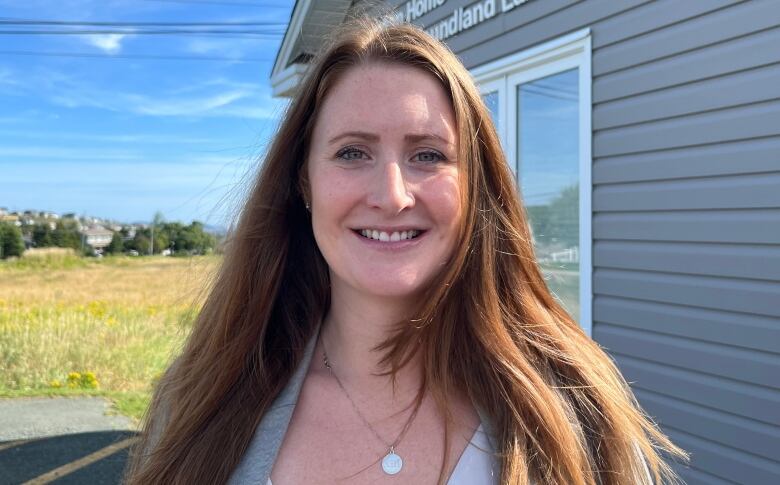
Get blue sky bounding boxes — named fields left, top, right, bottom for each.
left=0, top=0, right=294, bottom=227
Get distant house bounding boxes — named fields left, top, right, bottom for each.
left=81, top=225, right=113, bottom=250
left=1, top=214, right=21, bottom=227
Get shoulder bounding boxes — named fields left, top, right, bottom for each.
left=228, top=326, right=322, bottom=484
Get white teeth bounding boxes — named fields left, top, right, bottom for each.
left=358, top=229, right=421, bottom=241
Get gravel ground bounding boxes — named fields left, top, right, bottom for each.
left=0, top=397, right=135, bottom=441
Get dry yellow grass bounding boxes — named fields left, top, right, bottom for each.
left=0, top=253, right=220, bottom=418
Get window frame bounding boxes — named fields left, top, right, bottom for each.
left=471, top=29, right=593, bottom=337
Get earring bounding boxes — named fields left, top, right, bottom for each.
left=305, top=201, right=311, bottom=211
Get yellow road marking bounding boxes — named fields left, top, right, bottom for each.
left=0, top=438, right=37, bottom=452
left=22, top=436, right=138, bottom=485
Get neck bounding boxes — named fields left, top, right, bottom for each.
left=320, top=281, right=424, bottom=399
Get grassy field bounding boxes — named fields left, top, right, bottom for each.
left=0, top=249, right=220, bottom=422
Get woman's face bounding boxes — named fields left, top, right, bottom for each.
left=306, top=62, right=462, bottom=303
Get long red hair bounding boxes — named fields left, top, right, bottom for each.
left=125, top=16, right=687, bottom=485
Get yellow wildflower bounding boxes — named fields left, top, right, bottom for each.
left=67, top=371, right=81, bottom=388
left=87, top=300, right=107, bottom=319
left=81, top=371, right=99, bottom=389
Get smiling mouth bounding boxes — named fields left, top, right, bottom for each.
left=355, top=229, right=424, bottom=242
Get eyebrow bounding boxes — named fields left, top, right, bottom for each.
left=327, top=130, right=454, bottom=147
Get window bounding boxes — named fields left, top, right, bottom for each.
left=482, top=91, right=499, bottom=129
left=473, top=30, right=592, bottom=336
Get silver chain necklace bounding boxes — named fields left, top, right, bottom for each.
left=321, top=341, right=418, bottom=476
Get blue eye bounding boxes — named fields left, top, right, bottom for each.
left=336, top=146, right=367, bottom=160
left=414, top=151, right=445, bottom=163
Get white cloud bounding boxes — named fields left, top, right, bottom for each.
left=81, top=33, right=129, bottom=54
left=13, top=66, right=281, bottom=120
left=0, top=129, right=222, bottom=144
left=132, top=90, right=249, bottom=116
left=185, top=36, right=276, bottom=61
left=0, top=68, right=17, bottom=85
left=0, top=146, right=141, bottom=161
left=67, top=85, right=276, bottom=119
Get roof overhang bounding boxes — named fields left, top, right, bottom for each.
left=271, top=0, right=354, bottom=98
left=271, top=62, right=309, bottom=98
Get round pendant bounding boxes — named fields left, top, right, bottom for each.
left=381, top=451, right=403, bottom=475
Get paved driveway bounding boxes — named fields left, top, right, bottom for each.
left=0, top=398, right=137, bottom=485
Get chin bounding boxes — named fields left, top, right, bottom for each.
left=354, top=277, right=428, bottom=301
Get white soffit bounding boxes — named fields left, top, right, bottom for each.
left=271, top=0, right=354, bottom=98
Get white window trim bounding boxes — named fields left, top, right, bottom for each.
left=472, top=29, right=593, bottom=338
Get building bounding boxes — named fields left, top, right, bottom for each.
left=272, top=2, right=780, bottom=483
left=81, top=225, right=114, bottom=250
left=0, top=213, right=21, bottom=226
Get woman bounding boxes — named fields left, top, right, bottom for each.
left=125, top=16, right=686, bottom=485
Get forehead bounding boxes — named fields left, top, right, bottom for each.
left=314, top=62, right=457, bottom=142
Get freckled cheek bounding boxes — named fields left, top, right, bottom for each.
left=423, top=178, right=463, bottom=235
left=310, top=167, right=366, bottom=227
left=324, top=177, right=364, bottom=205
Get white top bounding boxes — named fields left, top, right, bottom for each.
left=267, top=423, right=499, bottom=484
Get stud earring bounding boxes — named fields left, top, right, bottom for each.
left=305, top=201, right=311, bottom=211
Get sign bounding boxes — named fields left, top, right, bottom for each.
left=396, top=0, right=534, bottom=41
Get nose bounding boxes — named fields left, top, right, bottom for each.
left=367, top=161, right=415, bottom=214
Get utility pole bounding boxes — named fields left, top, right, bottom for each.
left=80, top=212, right=86, bottom=255
left=150, top=222, right=154, bottom=256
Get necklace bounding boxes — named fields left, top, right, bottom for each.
left=321, top=340, right=418, bottom=476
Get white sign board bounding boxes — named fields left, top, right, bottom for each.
left=396, top=0, right=534, bottom=41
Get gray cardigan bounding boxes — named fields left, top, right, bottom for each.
left=227, top=325, right=322, bottom=484
left=227, top=325, right=499, bottom=484
left=149, top=330, right=647, bottom=484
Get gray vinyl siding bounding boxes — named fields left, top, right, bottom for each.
left=388, top=0, right=780, bottom=483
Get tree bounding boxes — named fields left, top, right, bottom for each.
left=545, top=183, right=579, bottom=248
left=0, top=223, right=25, bottom=259
left=153, top=232, right=170, bottom=255
left=526, top=183, right=579, bottom=249
left=131, top=233, right=151, bottom=255
left=81, top=243, right=97, bottom=257
left=171, top=221, right=216, bottom=255
left=105, top=232, right=125, bottom=254
left=52, top=221, right=81, bottom=250
left=32, top=223, right=54, bottom=247
left=150, top=211, right=165, bottom=255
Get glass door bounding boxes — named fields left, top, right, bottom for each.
left=514, top=68, right=581, bottom=321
